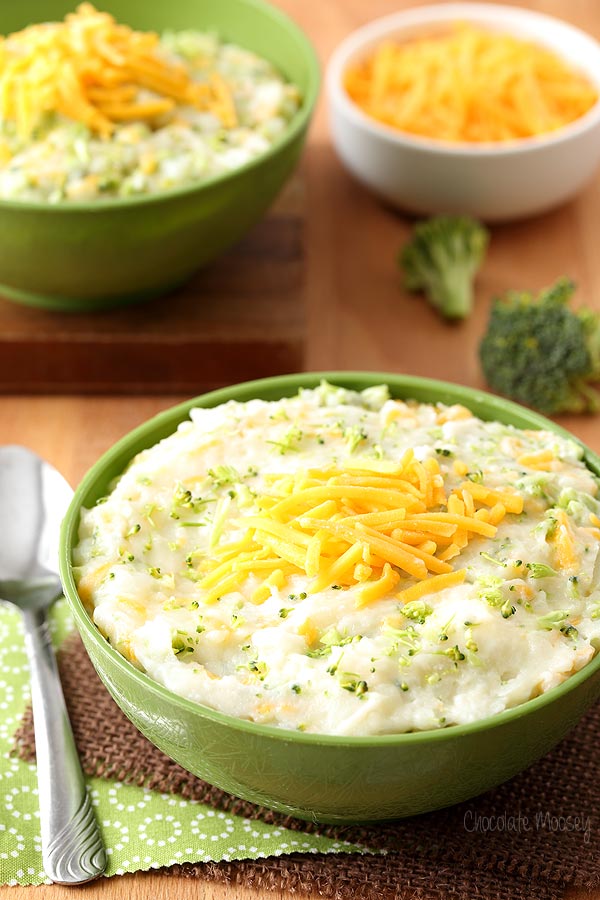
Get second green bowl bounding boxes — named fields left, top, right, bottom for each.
left=60, top=373, right=600, bottom=822
left=0, top=0, right=319, bottom=311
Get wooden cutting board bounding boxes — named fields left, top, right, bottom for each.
left=0, top=175, right=305, bottom=394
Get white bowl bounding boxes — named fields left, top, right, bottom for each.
left=327, top=3, right=600, bottom=221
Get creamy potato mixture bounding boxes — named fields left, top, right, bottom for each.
left=74, top=384, right=600, bottom=735
left=0, top=27, right=300, bottom=202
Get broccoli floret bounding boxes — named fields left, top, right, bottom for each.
left=479, top=278, right=600, bottom=415
left=399, top=216, right=489, bottom=320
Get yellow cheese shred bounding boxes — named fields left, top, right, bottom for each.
left=397, top=569, right=467, bottom=605
left=0, top=3, right=238, bottom=138
left=459, top=482, right=524, bottom=515
left=550, top=509, right=579, bottom=572
left=344, top=24, right=598, bottom=144
left=355, top=563, right=400, bottom=608
left=516, top=450, right=558, bottom=471
left=199, top=456, right=525, bottom=609
left=75, top=561, right=113, bottom=605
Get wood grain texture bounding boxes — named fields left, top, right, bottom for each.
left=2, top=876, right=596, bottom=900
left=3, top=876, right=306, bottom=900
left=0, top=177, right=305, bottom=394
left=2, top=0, right=600, bottom=897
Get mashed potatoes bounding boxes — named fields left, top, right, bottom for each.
left=74, top=383, right=600, bottom=735
left=0, top=25, right=300, bottom=202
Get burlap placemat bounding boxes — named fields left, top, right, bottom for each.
left=13, top=633, right=600, bottom=900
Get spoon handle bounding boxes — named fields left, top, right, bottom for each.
left=22, top=607, right=106, bottom=884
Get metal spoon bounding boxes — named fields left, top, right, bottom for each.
left=0, top=446, right=106, bottom=884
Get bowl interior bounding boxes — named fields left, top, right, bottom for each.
left=60, top=371, right=600, bottom=748
left=0, top=0, right=320, bottom=213
left=1, top=0, right=318, bottom=98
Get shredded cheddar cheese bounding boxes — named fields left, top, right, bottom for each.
left=344, top=24, right=598, bottom=143
left=396, top=569, right=467, bottom=605
left=517, top=450, right=560, bottom=470
left=0, top=3, right=237, bottom=138
left=76, top=561, right=113, bottom=605
left=197, top=456, right=523, bottom=608
left=550, top=509, right=579, bottom=572
left=75, top=386, right=600, bottom=737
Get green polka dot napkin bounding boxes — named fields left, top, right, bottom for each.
left=0, top=599, right=367, bottom=886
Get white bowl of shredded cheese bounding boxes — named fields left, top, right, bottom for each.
left=327, top=3, right=600, bottom=221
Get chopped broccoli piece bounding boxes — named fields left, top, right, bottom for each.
left=399, top=215, right=489, bottom=320
left=309, top=381, right=390, bottom=411
left=479, top=278, right=600, bottom=415
left=399, top=599, right=433, bottom=624
left=360, top=384, right=391, bottom=410
left=344, top=424, right=368, bottom=454
left=538, top=610, right=570, bottom=630
left=525, top=563, right=558, bottom=579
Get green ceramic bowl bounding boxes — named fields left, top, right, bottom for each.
left=60, top=373, right=600, bottom=823
left=0, top=1, right=318, bottom=311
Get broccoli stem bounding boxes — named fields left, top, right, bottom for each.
left=573, top=379, right=600, bottom=414
left=399, top=215, right=488, bottom=322
left=430, top=268, right=473, bottom=319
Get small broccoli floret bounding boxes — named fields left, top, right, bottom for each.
left=399, top=215, right=489, bottom=320
left=479, top=278, right=600, bottom=415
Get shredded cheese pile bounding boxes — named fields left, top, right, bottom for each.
left=0, top=3, right=237, bottom=138
left=344, top=24, right=598, bottom=143
left=199, top=452, right=524, bottom=608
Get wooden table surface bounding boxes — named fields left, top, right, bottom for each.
left=4, top=0, right=600, bottom=897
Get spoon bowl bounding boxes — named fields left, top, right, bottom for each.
left=0, top=445, right=71, bottom=602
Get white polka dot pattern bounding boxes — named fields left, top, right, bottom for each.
left=0, top=600, right=367, bottom=885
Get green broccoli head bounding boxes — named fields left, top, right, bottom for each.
left=479, top=277, right=600, bottom=415
left=400, top=215, right=489, bottom=320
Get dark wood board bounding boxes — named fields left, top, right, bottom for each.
left=0, top=176, right=305, bottom=394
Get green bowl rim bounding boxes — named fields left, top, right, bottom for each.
left=0, top=0, right=320, bottom=214
left=60, top=371, right=600, bottom=748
